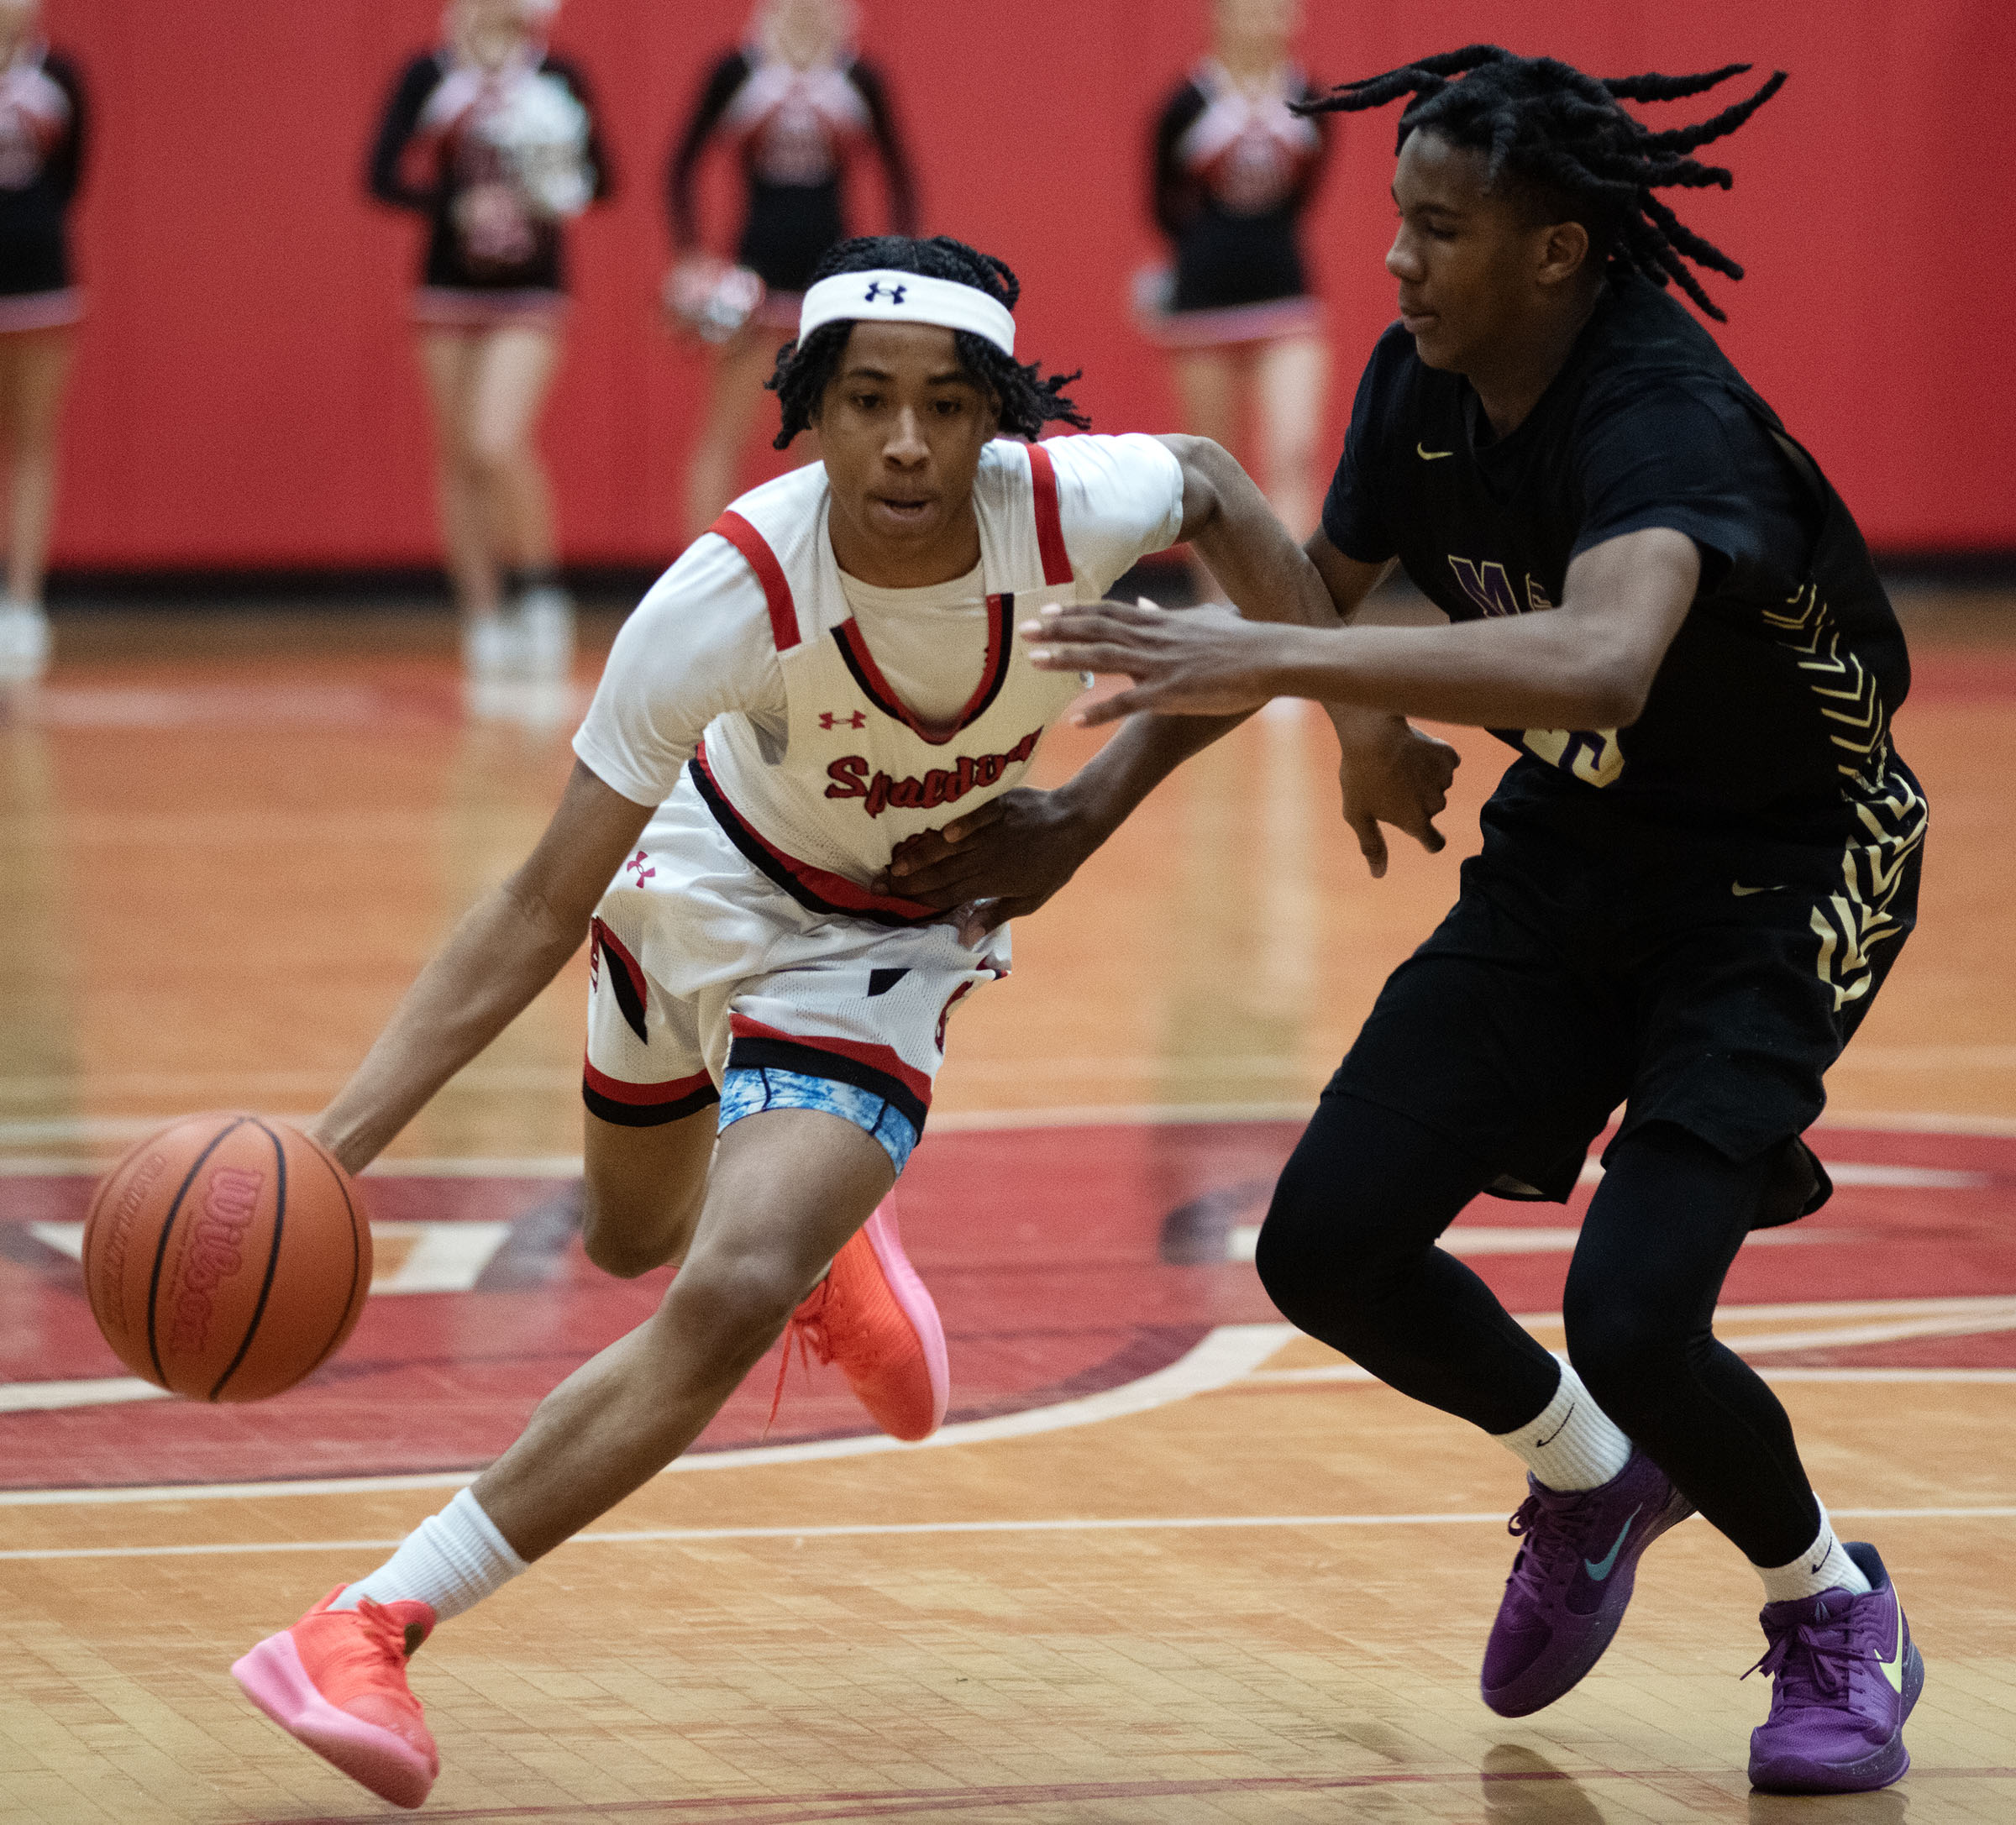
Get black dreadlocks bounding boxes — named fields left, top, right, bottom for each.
left=1299, top=46, right=1785, bottom=322
left=767, top=235, right=1091, bottom=449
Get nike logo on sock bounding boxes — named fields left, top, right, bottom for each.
left=1808, top=1533, right=1832, bottom=1576
left=1585, top=1508, right=1641, bottom=1581
left=1535, top=1399, right=1576, bottom=1449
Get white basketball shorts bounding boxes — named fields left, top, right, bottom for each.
left=583, top=774, right=1008, bottom=1171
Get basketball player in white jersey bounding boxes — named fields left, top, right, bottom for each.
left=227, top=233, right=1351, bottom=1809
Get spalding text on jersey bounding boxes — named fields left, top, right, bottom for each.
left=825, top=727, right=1043, bottom=818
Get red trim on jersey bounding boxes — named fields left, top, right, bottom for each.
left=710, top=510, right=801, bottom=652
left=831, top=593, right=1013, bottom=746
left=728, top=1014, right=935, bottom=1109
left=581, top=1059, right=715, bottom=1108
left=1026, top=444, right=1074, bottom=589
left=690, top=743, right=943, bottom=927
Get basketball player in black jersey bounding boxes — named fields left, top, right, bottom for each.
left=901, top=47, right=1929, bottom=1796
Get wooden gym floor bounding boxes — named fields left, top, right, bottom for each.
left=3, top=590, right=2014, bottom=1822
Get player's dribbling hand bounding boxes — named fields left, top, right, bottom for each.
left=1329, top=707, right=1459, bottom=878
left=875, top=788, right=1095, bottom=944
left=1024, top=600, right=1283, bottom=724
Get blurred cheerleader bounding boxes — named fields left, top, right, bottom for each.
left=1143, top=0, right=1331, bottom=550
left=664, top=0, right=916, bottom=543
left=369, top=0, right=608, bottom=679
left=0, top=0, right=83, bottom=681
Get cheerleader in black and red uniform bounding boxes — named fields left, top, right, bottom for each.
left=1143, top=0, right=1331, bottom=545
left=664, top=0, right=916, bottom=543
left=368, top=0, right=608, bottom=679
left=0, top=0, right=82, bottom=680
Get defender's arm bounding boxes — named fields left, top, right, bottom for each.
left=1031, top=527, right=1701, bottom=733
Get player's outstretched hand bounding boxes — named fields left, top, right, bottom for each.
left=1330, top=708, right=1460, bottom=878
left=1024, top=600, right=1284, bottom=726
left=874, top=788, right=1095, bottom=946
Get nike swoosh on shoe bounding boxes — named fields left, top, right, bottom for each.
left=1877, top=1591, right=1906, bottom=1694
left=1585, top=1507, right=1641, bottom=1581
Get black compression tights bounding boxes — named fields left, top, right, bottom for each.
left=1254, top=1094, right=1824, bottom=1568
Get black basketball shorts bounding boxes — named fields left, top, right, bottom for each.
left=1327, top=792, right=1924, bottom=1210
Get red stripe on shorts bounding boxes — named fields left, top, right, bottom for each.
left=582, top=1058, right=714, bottom=1108
left=727, top=1014, right=934, bottom=1109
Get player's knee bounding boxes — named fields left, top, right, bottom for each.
left=579, top=1183, right=701, bottom=1280
left=1254, top=1155, right=1320, bottom=1314
left=579, top=1214, right=666, bottom=1281
left=667, top=1245, right=811, bottom=1350
left=1255, top=1152, right=1378, bottom=1332
left=464, top=427, right=524, bottom=482
left=1562, top=1290, right=1686, bottom=1420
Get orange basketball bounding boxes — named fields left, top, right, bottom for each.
left=81, top=1113, right=372, bottom=1403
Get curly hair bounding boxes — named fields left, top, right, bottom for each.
left=766, top=234, right=1091, bottom=449
left=1299, top=46, right=1786, bottom=322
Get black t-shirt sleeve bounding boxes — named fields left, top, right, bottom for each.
left=848, top=60, right=919, bottom=237
left=1289, top=78, right=1329, bottom=213
left=367, top=55, right=444, bottom=211
left=42, top=52, right=83, bottom=204
left=1151, top=81, right=1206, bottom=240
left=1320, top=333, right=1403, bottom=563
left=666, top=50, right=748, bottom=248
left=1571, top=381, right=1812, bottom=589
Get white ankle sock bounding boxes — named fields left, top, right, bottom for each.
left=333, top=1487, right=528, bottom=1622
left=1492, top=1361, right=1633, bottom=1492
left=1756, top=1504, right=1872, bottom=1602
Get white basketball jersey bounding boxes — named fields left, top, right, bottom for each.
left=694, top=440, right=1088, bottom=927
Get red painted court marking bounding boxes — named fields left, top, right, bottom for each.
left=3, top=1123, right=2014, bottom=1492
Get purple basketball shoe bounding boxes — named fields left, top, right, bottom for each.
left=1747, top=1543, right=1922, bottom=1794
left=1481, top=1447, right=1695, bottom=1717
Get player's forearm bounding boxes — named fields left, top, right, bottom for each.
left=1180, top=442, right=1342, bottom=634
left=1257, top=612, right=1654, bottom=730
left=1045, top=442, right=1315, bottom=838
left=1053, top=706, right=1247, bottom=842
left=312, top=882, right=589, bottom=1173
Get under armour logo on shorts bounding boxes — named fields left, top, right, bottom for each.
left=863, top=281, right=908, bottom=305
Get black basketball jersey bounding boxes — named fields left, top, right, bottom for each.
left=368, top=50, right=609, bottom=296
left=1322, top=275, right=1911, bottom=845
left=0, top=46, right=83, bottom=297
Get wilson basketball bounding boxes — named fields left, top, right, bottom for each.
left=82, top=1113, right=372, bottom=1403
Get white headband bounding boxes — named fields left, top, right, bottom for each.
left=799, top=269, right=1016, bottom=357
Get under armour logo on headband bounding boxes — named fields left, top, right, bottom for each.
left=801, top=268, right=1018, bottom=356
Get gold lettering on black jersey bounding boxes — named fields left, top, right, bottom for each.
left=1520, top=726, right=1625, bottom=787
left=1446, top=553, right=1614, bottom=785
left=1445, top=555, right=1522, bottom=619
left=1446, top=555, right=1562, bottom=621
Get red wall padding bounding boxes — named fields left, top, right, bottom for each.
left=43, top=1, right=2016, bottom=568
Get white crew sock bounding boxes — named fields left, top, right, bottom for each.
left=1491, top=1360, right=1634, bottom=1492
left=1756, top=1503, right=1872, bottom=1602
left=333, top=1487, right=528, bottom=1622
